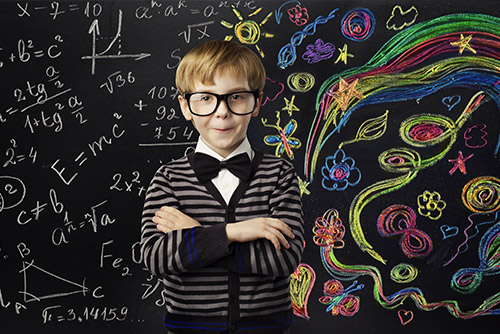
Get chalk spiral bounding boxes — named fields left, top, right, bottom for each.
left=341, top=8, right=375, bottom=42
left=462, top=176, right=500, bottom=213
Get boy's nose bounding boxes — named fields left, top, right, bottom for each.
left=214, top=100, right=230, bottom=118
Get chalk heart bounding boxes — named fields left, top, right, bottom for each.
left=289, top=264, right=315, bottom=319
left=440, top=224, right=459, bottom=240
left=397, top=309, right=414, bottom=326
left=441, top=95, right=461, bottom=110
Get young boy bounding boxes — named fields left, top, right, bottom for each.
left=141, top=40, right=304, bottom=334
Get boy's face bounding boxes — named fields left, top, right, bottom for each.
left=179, top=71, right=261, bottom=158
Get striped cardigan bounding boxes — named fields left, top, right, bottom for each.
left=141, top=151, right=304, bottom=333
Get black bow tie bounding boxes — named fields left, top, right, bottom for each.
left=193, top=152, right=252, bottom=183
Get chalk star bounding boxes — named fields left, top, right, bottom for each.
left=328, top=77, right=364, bottom=112
left=282, top=95, right=300, bottom=116
left=448, top=151, right=474, bottom=175
left=334, top=43, right=354, bottom=65
left=450, top=34, right=477, bottom=55
left=298, top=176, right=310, bottom=197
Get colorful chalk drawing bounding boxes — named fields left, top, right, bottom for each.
left=390, top=263, right=419, bottom=283
left=305, top=12, right=500, bottom=265
left=221, top=5, right=274, bottom=58
left=448, top=151, right=474, bottom=175
left=441, top=95, right=461, bottom=110
left=262, top=112, right=301, bottom=159
left=444, top=211, right=500, bottom=266
left=277, top=8, right=339, bottom=69
left=302, top=38, right=335, bottom=64
left=338, top=110, right=388, bottom=149
left=386, top=5, right=419, bottom=31
left=287, top=4, right=309, bottom=26
left=450, top=220, right=500, bottom=294
left=417, top=190, right=446, bottom=220
left=321, top=149, right=361, bottom=192
left=464, top=124, right=488, bottom=148
left=334, top=44, right=354, bottom=64
left=377, top=204, right=433, bottom=259
left=462, top=176, right=500, bottom=213
left=398, top=309, right=414, bottom=326
left=314, top=209, right=500, bottom=319
left=287, top=72, right=315, bottom=93
left=281, top=95, right=300, bottom=116
left=318, top=279, right=363, bottom=317
left=290, top=263, right=316, bottom=319
left=262, top=77, right=285, bottom=106
left=298, top=176, right=311, bottom=197
left=341, top=8, right=376, bottom=42
left=305, top=12, right=500, bottom=322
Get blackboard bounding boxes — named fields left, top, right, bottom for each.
left=1, top=0, right=500, bottom=333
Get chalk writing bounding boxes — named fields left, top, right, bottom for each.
left=82, top=10, right=150, bottom=75
left=42, top=305, right=128, bottom=323
left=2, top=139, right=37, bottom=168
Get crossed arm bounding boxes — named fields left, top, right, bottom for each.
left=153, top=206, right=295, bottom=250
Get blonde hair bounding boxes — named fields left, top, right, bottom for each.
left=175, top=40, right=266, bottom=93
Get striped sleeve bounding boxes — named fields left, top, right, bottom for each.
left=227, top=157, right=305, bottom=277
left=140, top=162, right=231, bottom=277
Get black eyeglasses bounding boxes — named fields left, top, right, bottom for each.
left=183, top=91, right=260, bottom=116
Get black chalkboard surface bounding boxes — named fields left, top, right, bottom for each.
left=1, top=1, right=500, bottom=333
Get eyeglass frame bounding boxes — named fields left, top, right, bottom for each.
left=182, top=91, right=260, bottom=116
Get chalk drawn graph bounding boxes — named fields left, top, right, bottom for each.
left=81, top=9, right=150, bottom=75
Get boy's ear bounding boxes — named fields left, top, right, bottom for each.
left=178, top=94, right=192, bottom=121
left=251, top=92, right=263, bottom=118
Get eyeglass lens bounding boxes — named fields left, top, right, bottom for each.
left=188, top=92, right=256, bottom=115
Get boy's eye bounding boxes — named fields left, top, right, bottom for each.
left=194, top=94, right=214, bottom=103
left=230, top=93, right=246, bottom=101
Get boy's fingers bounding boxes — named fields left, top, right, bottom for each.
left=153, top=213, right=170, bottom=224
left=156, top=224, right=172, bottom=234
left=270, top=219, right=295, bottom=239
left=277, top=232, right=290, bottom=249
left=266, top=227, right=290, bottom=250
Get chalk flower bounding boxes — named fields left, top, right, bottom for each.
left=417, top=190, right=446, bottom=220
left=321, top=149, right=361, bottom=191
left=313, top=209, right=345, bottom=248
left=287, top=4, right=309, bottom=26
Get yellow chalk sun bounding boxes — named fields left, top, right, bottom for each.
left=221, top=5, right=274, bottom=58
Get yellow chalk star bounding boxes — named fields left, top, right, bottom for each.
left=298, top=177, right=310, bottom=197
left=282, top=95, right=300, bottom=116
left=450, top=34, right=476, bottom=54
left=335, top=44, right=354, bottom=65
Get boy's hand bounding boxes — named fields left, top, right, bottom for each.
left=153, top=206, right=201, bottom=233
left=226, top=218, right=295, bottom=250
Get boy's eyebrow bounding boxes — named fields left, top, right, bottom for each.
left=194, top=87, right=253, bottom=93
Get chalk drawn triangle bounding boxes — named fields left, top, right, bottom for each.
left=19, top=260, right=89, bottom=303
